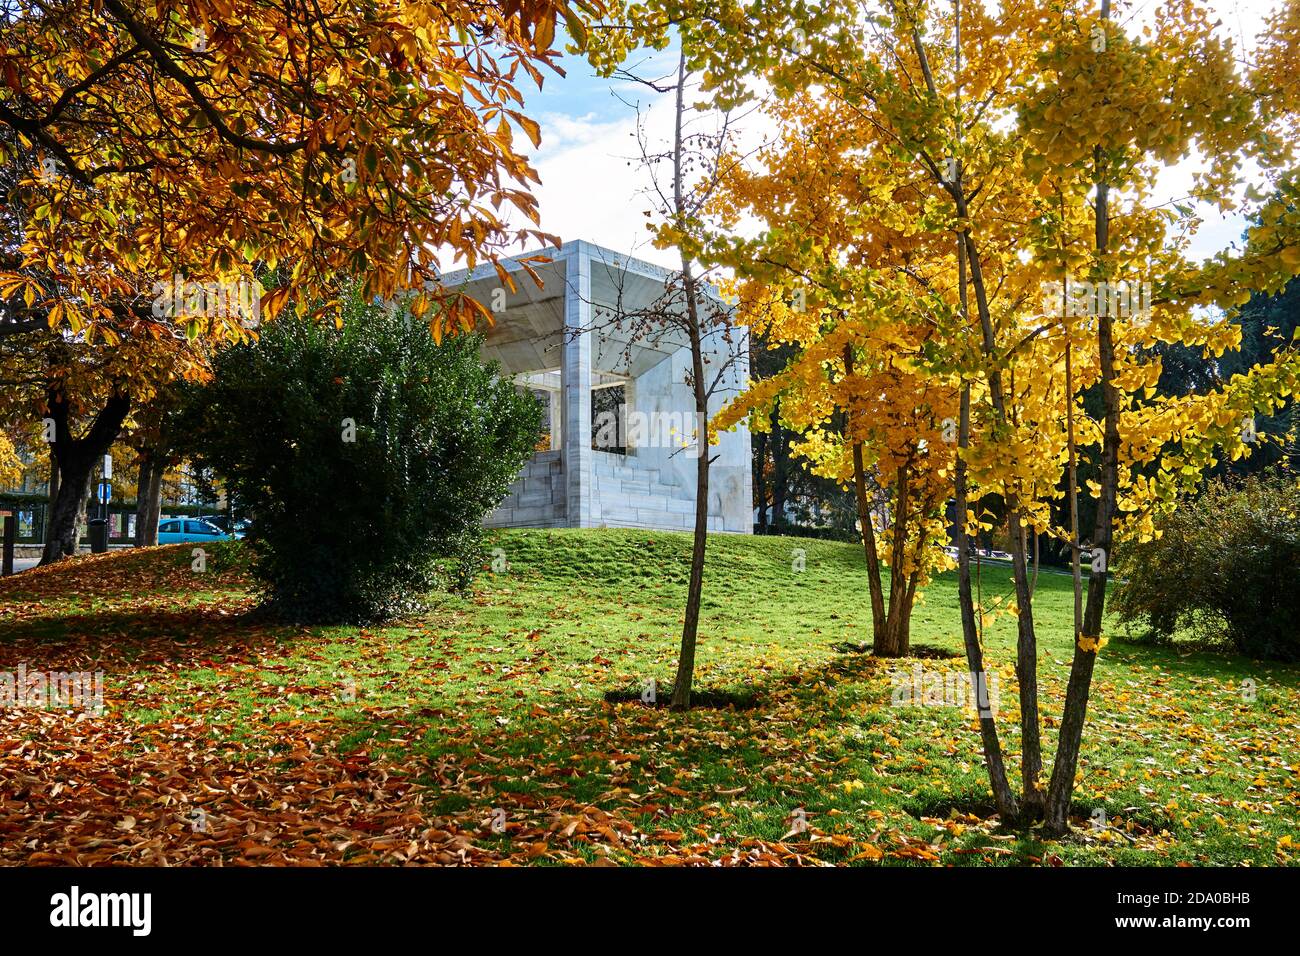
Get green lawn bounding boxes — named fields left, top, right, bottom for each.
left=1, top=529, right=1296, bottom=865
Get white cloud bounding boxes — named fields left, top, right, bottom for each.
left=526, top=102, right=676, bottom=265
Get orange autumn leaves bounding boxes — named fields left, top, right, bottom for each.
left=0, top=0, right=595, bottom=348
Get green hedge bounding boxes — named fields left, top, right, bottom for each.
left=180, top=294, right=541, bottom=623
left=1114, top=471, right=1300, bottom=661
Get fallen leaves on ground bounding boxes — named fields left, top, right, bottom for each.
left=2, top=541, right=1297, bottom=866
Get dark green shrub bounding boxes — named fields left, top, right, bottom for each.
left=182, top=295, right=541, bottom=623
left=1113, top=471, right=1300, bottom=661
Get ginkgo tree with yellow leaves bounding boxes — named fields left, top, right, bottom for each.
left=613, top=0, right=1300, bottom=833
left=706, top=92, right=961, bottom=659
left=716, top=309, right=960, bottom=659
left=1017, top=0, right=1300, bottom=833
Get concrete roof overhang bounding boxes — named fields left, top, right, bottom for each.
left=438, top=241, right=730, bottom=379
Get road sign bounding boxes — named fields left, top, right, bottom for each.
left=97, top=481, right=112, bottom=504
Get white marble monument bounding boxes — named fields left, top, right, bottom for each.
left=442, top=240, right=752, bottom=534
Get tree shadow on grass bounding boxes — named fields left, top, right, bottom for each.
left=305, top=650, right=949, bottom=863
left=601, top=682, right=761, bottom=709
left=1101, top=636, right=1300, bottom=684
left=0, top=604, right=292, bottom=670
left=309, top=641, right=1274, bottom=864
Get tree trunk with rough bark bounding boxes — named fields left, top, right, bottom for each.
left=44, top=457, right=94, bottom=562
left=133, top=453, right=164, bottom=546
left=145, top=463, right=163, bottom=544
left=134, top=455, right=155, bottom=546
left=40, top=390, right=131, bottom=565
left=47, top=451, right=58, bottom=504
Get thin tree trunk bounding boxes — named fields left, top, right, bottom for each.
left=1066, top=337, right=1083, bottom=643
left=755, top=429, right=769, bottom=532
left=145, top=461, right=163, bottom=545
left=1046, top=328, right=1118, bottom=834
left=878, top=465, right=912, bottom=656
left=959, top=233, right=1044, bottom=812
left=952, top=204, right=1018, bottom=821
left=1046, top=1, right=1117, bottom=830
left=842, top=344, right=887, bottom=643
left=910, top=6, right=1040, bottom=812
left=956, top=383, right=1019, bottom=821
left=673, top=327, right=709, bottom=711
left=1008, top=506, right=1044, bottom=813
left=895, top=567, right=921, bottom=657
left=770, top=406, right=788, bottom=532
left=945, top=8, right=1016, bottom=810
left=669, top=49, right=710, bottom=712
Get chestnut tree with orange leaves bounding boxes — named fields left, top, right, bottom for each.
left=0, top=0, right=599, bottom=560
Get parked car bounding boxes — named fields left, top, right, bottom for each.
left=197, top=515, right=250, bottom=539
left=157, top=518, right=231, bottom=543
